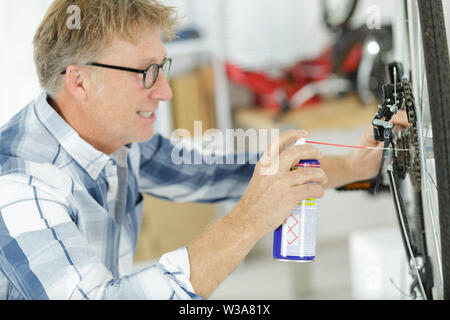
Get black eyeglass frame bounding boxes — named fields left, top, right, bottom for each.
left=61, top=57, right=172, bottom=89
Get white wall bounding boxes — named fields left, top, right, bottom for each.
left=0, top=0, right=53, bottom=127
left=221, top=0, right=331, bottom=71
left=221, top=0, right=396, bottom=71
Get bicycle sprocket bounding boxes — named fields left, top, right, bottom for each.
left=396, top=78, right=422, bottom=191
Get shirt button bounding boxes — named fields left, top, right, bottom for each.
left=107, top=160, right=114, bottom=166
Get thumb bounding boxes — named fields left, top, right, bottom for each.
left=360, top=126, right=379, bottom=147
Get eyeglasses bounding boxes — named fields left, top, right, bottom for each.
left=61, top=57, right=172, bottom=89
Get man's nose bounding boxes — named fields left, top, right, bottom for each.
left=150, top=72, right=173, bottom=101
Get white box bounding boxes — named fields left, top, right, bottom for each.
left=349, top=225, right=410, bottom=299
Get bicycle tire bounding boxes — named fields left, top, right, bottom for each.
left=322, top=0, right=358, bottom=31
left=417, top=0, right=450, bottom=300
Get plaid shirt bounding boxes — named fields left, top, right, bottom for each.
left=0, top=92, right=257, bottom=300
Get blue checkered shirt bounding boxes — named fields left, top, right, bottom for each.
left=0, top=92, right=257, bottom=300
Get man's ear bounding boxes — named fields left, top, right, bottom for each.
left=63, top=65, right=89, bottom=102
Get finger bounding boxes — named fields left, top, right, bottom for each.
left=286, top=167, right=328, bottom=187
left=279, top=144, right=323, bottom=172
left=288, top=184, right=324, bottom=202
left=360, top=125, right=376, bottom=146
left=264, top=130, right=308, bottom=159
left=391, top=110, right=411, bottom=128
left=362, top=125, right=387, bottom=147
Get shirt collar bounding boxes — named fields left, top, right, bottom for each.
left=34, top=92, right=112, bottom=180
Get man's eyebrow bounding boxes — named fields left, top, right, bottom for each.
left=138, top=54, right=167, bottom=68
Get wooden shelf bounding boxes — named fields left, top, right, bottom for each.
left=233, top=94, right=378, bottom=132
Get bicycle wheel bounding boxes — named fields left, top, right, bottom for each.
left=397, top=0, right=450, bottom=300
left=321, top=0, right=358, bottom=31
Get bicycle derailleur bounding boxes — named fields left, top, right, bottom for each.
left=372, top=62, right=421, bottom=192
left=372, top=62, right=433, bottom=300
left=336, top=62, right=420, bottom=194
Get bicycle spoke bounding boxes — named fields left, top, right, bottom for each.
left=388, top=169, right=428, bottom=299
left=426, top=170, right=437, bottom=189
left=425, top=173, right=443, bottom=269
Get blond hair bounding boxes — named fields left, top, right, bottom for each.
left=33, top=0, right=178, bottom=96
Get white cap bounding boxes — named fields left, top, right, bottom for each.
left=294, top=138, right=306, bottom=146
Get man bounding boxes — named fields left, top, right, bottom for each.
left=0, top=0, right=405, bottom=300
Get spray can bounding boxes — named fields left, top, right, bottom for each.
left=273, top=138, right=320, bottom=262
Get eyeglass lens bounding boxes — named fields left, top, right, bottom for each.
left=144, top=59, right=171, bottom=89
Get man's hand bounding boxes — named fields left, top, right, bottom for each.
left=187, top=130, right=327, bottom=298
left=347, top=109, right=411, bottom=182
left=320, top=110, right=411, bottom=189
left=235, top=129, right=327, bottom=237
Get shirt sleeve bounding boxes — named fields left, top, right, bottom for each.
left=0, top=180, right=203, bottom=300
left=137, top=133, right=261, bottom=203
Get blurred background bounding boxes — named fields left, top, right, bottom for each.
left=2, top=0, right=449, bottom=300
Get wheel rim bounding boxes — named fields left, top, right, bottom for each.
left=406, top=0, right=444, bottom=299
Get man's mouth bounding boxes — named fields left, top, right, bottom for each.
left=137, top=111, right=154, bottom=119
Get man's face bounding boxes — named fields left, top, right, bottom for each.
left=86, top=30, right=172, bottom=151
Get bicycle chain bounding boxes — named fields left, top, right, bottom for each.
left=396, top=78, right=422, bottom=192
left=395, top=134, right=408, bottom=179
